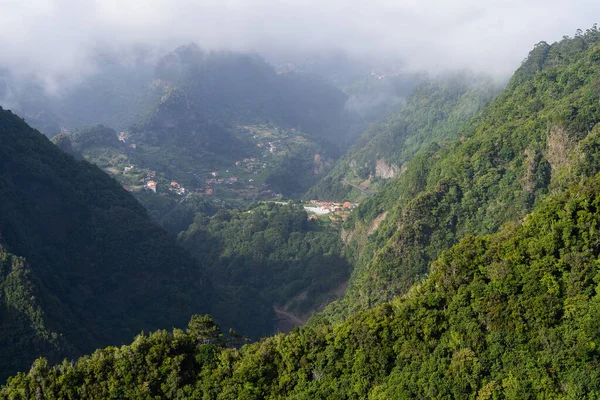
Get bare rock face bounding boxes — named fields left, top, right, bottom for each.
left=313, top=153, right=329, bottom=175
left=546, top=125, right=573, bottom=176
left=375, top=159, right=398, bottom=179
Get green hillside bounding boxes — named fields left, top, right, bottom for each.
left=321, top=27, right=600, bottom=321
left=0, top=247, right=71, bottom=380
left=5, top=25, right=600, bottom=400
left=5, top=163, right=600, bottom=399
left=306, top=72, right=498, bottom=202
left=178, top=202, right=350, bottom=331
left=56, top=46, right=353, bottom=209
left=0, top=108, right=214, bottom=381
left=128, top=46, right=349, bottom=198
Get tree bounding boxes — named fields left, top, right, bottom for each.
left=186, top=315, right=223, bottom=345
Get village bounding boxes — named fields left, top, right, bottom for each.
left=133, top=157, right=282, bottom=201
left=134, top=128, right=286, bottom=200
left=142, top=170, right=188, bottom=197
left=303, top=200, right=359, bottom=219
left=112, top=125, right=331, bottom=205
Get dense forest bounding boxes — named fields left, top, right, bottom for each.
left=0, top=107, right=221, bottom=381
left=0, top=107, right=356, bottom=383
left=306, top=72, right=498, bottom=201
left=179, top=202, right=349, bottom=333
left=4, top=22, right=600, bottom=400
left=5, top=159, right=600, bottom=399
left=319, top=26, right=600, bottom=322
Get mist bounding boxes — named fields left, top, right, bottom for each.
left=1, top=0, right=599, bottom=88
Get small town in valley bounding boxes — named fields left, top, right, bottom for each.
left=303, top=200, right=358, bottom=215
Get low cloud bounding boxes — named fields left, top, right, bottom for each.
left=0, top=0, right=598, bottom=86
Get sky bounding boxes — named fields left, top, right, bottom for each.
left=0, top=0, right=599, bottom=84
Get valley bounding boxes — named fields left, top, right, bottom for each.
left=88, top=123, right=331, bottom=205
left=1, top=8, right=600, bottom=398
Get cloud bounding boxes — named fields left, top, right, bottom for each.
left=0, top=0, right=598, bottom=83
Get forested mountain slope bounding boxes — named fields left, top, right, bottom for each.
left=0, top=247, right=70, bottom=382
left=6, top=168, right=600, bottom=399
left=0, top=108, right=214, bottom=381
left=128, top=45, right=349, bottom=196
left=54, top=46, right=353, bottom=206
left=306, top=72, right=498, bottom=201
left=5, top=26, right=600, bottom=400
left=319, top=27, right=600, bottom=321
left=178, top=203, right=350, bottom=331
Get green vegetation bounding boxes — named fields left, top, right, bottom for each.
left=0, top=107, right=215, bottom=381
left=179, top=202, right=350, bottom=335
left=0, top=247, right=71, bottom=379
left=0, top=105, right=351, bottom=382
left=66, top=120, right=336, bottom=220
left=54, top=46, right=354, bottom=209
left=7, top=173, right=600, bottom=398
left=321, top=26, right=600, bottom=321
left=6, top=25, right=600, bottom=399
left=126, top=46, right=349, bottom=200
left=307, top=71, right=498, bottom=201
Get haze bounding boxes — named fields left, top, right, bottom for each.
left=1, top=0, right=599, bottom=85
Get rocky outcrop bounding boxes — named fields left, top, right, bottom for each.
left=375, top=159, right=399, bottom=179
left=313, top=153, right=329, bottom=175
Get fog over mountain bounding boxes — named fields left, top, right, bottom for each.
left=1, top=0, right=599, bottom=89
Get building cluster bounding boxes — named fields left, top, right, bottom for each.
left=307, top=200, right=358, bottom=213
left=205, top=176, right=239, bottom=185
left=169, top=181, right=186, bottom=196
left=234, top=157, right=266, bottom=173
left=141, top=171, right=187, bottom=197
left=146, top=180, right=157, bottom=193
left=200, top=173, right=243, bottom=196
left=238, top=125, right=285, bottom=159
left=254, top=141, right=278, bottom=154
left=134, top=123, right=297, bottom=200
left=144, top=170, right=157, bottom=193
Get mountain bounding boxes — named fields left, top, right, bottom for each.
left=47, top=45, right=356, bottom=213
left=306, top=71, right=498, bottom=202
left=151, top=45, right=349, bottom=136
left=5, top=149, right=600, bottom=399
left=0, top=107, right=214, bottom=381
left=127, top=45, right=350, bottom=197
left=319, top=27, right=600, bottom=321
left=269, top=49, right=424, bottom=128
left=5, top=24, right=600, bottom=400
